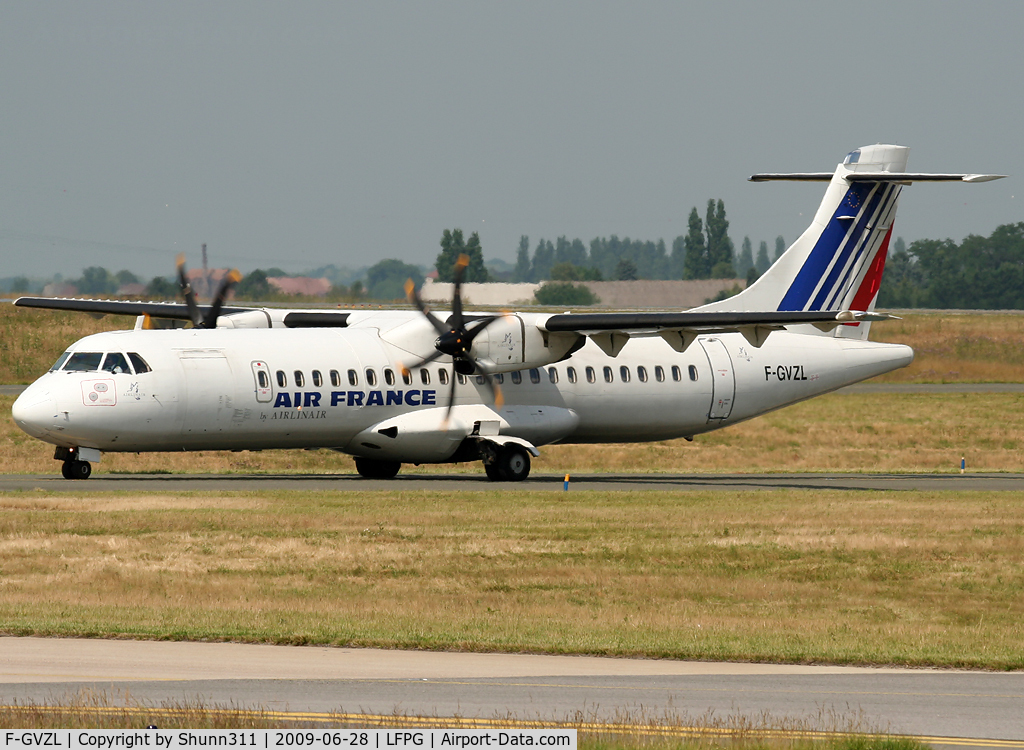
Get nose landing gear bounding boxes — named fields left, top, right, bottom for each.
left=54, top=446, right=99, bottom=480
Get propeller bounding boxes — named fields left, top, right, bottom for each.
left=176, top=254, right=242, bottom=329
left=402, top=254, right=506, bottom=422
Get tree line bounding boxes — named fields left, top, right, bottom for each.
left=511, top=199, right=785, bottom=286
left=13, top=221, right=1023, bottom=309
left=877, top=223, right=1024, bottom=309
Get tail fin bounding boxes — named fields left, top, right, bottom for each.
left=699, top=144, right=1004, bottom=338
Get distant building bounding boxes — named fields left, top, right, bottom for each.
left=268, top=276, right=332, bottom=297
left=186, top=267, right=234, bottom=299
left=420, top=278, right=540, bottom=306
left=116, top=283, right=147, bottom=297
left=420, top=278, right=745, bottom=308
left=43, top=282, right=79, bottom=297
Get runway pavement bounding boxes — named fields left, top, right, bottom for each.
left=2, top=471, right=1024, bottom=492
left=0, top=638, right=1021, bottom=746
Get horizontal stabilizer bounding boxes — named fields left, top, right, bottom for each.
left=847, top=172, right=1007, bottom=183
left=748, top=173, right=834, bottom=182
left=750, top=172, right=1006, bottom=183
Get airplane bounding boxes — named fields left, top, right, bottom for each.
left=10, top=144, right=1004, bottom=481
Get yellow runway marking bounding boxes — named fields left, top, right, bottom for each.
left=1, top=706, right=1021, bottom=749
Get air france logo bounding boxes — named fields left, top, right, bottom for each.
left=273, top=390, right=438, bottom=409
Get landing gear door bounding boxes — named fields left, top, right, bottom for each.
left=251, top=360, right=273, bottom=403
left=700, top=338, right=735, bottom=421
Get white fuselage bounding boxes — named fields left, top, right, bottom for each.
left=12, top=310, right=913, bottom=463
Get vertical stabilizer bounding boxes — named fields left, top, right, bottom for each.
left=699, top=145, right=910, bottom=339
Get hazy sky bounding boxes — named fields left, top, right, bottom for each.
left=1, top=2, right=1020, bottom=280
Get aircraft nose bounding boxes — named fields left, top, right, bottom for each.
left=12, top=387, right=57, bottom=439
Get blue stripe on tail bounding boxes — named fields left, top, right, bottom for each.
left=776, top=182, right=875, bottom=312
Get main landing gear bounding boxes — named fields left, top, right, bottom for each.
left=354, top=457, right=402, bottom=479
left=61, top=460, right=92, bottom=480
left=483, top=444, right=531, bottom=482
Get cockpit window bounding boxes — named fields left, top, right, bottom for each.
left=63, top=352, right=104, bottom=372
left=101, top=353, right=130, bottom=374
left=844, top=149, right=861, bottom=165
left=127, top=353, right=151, bottom=374
left=50, top=352, right=72, bottom=372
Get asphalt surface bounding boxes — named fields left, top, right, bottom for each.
left=0, top=638, right=1021, bottom=746
left=2, top=471, right=1024, bottom=492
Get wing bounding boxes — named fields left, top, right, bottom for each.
left=13, top=296, right=254, bottom=321
left=540, top=309, right=895, bottom=355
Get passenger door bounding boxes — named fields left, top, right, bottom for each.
left=699, top=338, right=735, bottom=421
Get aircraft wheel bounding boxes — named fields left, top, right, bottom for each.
left=494, top=445, right=530, bottom=482
left=484, top=462, right=503, bottom=481
left=62, top=460, right=92, bottom=480
left=354, top=457, right=401, bottom=479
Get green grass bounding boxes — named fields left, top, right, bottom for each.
left=1, top=489, right=1022, bottom=670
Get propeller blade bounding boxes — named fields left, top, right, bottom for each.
left=474, top=368, right=504, bottom=410
left=398, top=349, right=445, bottom=377
left=464, top=314, right=502, bottom=343
left=442, top=365, right=458, bottom=427
left=176, top=254, right=203, bottom=328
left=203, top=269, right=242, bottom=328
left=450, top=253, right=470, bottom=330
left=406, top=278, right=448, bottom=336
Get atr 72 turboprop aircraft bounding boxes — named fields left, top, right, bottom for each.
left=11, top=145, right=1004, bottom=480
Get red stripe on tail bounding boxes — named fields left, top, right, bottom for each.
left=843, top=224, right=894, bottom=324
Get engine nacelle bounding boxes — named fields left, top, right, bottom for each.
left=470, top=313, right=583, bottom=372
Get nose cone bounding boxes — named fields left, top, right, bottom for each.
left=12, top=385, right=57, bottom=440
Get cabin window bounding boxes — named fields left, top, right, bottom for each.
left=548, top=367, right=558, bottom=384
left=689, top=364, right=699, bottom=381
left=50, top=352, right=71, bottom=372
left=258, top=371, right=270, bottom=389
left=64, top=352, right=103, bottom=372
left=439, top=369, right=449, bottom=385
left=128, top=353, right=152, bottom=374
left=603, top=366, right=613, bottom=383
left=348, top=369, right=359, bottom=386
left=101, top=353, right=130, bottom=374
left=619, top=365, right=631, bottom=383
left=294, top=371, right=305, bottom=388
left=312, top=370, right=323, bottom=387
left=402, top=369, right=412, bottom=386
left=654, top=365, right=665, bottom=382
left=384, top=368, right=396, bottom=386
left=330, top=370, right=341, bottom=387
left=585, top=366, right=596, bottom=384
left=529, top=368, right=541, bottom=384
left=637, top=366, right=648, bottom=383
left=365, top=368, right=377, bottom=387
left=420, top=369, right=430, bottom=385
left=672, top=365, right=682, bottom=382
left=476, top=374, right=486, bottom=385
left=494, top=373, right=503, bottom=384
left=567, top=366, right=577, bottom=384
left=511, top=371, right=522, bottom=385
left=276, top=370, right=287, bottom=388
left=457, top=373, right=467, bottom=385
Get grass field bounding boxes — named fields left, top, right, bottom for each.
left=1, top=488, right=1021, bottom=670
